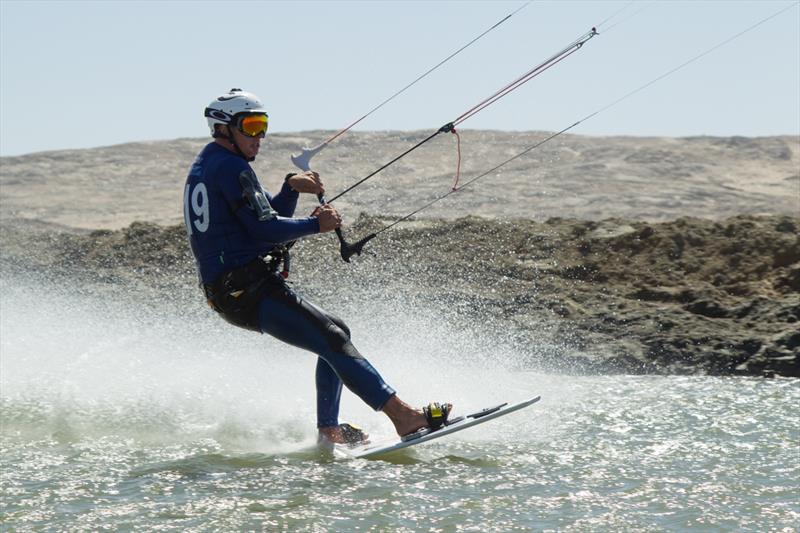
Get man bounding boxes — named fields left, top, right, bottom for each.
left=184, top=88, right=450, bottom=445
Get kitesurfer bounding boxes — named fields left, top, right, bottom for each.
left=183, top=89, right=451, bottom=445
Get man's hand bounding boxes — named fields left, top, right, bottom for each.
left=312, top=204, right=342, bottom=233
left=287, top=171, right=324, bottom=195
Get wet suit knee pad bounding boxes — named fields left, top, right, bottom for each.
left=271, top=283, right=361, bottom=358
left=322, top=322, right=347, bottom=349
left=300, top=299, right=360, bottom=357
left=330, top=317, right=351, bottom=340
left=315, top=308, right=361, bottom=358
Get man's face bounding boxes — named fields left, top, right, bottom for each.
left=229, top=126, right=263, bottom=160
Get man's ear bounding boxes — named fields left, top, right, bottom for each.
left=213, top=123, right=230, bottom=139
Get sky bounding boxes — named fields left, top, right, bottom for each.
left=1, top=0, right=798, bottom=156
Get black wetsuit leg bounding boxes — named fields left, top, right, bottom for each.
left=255, top=280, right=395, bottom=427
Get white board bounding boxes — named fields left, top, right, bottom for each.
left=339, top=395, right=541, bottom=459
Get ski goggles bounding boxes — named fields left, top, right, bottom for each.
left=234, top=113, right=269, bottom=137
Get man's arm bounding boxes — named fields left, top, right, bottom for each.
left=269, top=177, right=300, bottom=217
left=271, top=171, right=326, bottom=216
left=220, top=166, right=321, bottom=243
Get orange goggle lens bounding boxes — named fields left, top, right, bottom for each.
left=237, top=114, right=269, bottom=137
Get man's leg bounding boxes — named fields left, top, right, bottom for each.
left=256, top=286, right=395, bottom=417
left=315, top=358, right=342, bottom=428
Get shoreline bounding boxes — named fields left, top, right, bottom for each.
left=1, top=131, right=797, bottom=377
left=2, top=213, right=796, bottom=378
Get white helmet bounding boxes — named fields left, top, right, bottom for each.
left=204, top=88, right=268, bottom=136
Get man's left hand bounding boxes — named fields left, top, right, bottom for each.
left=287, top=171, right=324, bottom=195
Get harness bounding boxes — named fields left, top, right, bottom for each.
left=202, top=244, right=294, bottom=331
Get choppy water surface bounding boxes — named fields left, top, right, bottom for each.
left=1, top=280, right=798, bottom=532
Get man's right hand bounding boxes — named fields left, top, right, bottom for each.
left=312, top=204, right=342, bottom=233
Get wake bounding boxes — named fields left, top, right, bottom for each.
left=0, top=273, right=562, bottom=451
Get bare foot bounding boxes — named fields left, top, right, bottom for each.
left=382, top=396, right=453, bottom=437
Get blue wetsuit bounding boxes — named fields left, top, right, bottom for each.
left=184, top=142, right=395, bottom=428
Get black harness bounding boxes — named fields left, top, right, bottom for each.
left=202, top=245, right=292, bottom=332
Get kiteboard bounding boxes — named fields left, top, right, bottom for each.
left=339, top=395, right=541, bottom=459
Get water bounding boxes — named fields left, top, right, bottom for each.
left=1, top=278, right=798, bottom=532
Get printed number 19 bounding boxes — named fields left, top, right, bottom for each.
left=184, top=183, right=210, bottom=235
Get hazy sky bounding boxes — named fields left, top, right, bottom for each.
left=1, top=0, right=798, bottom=156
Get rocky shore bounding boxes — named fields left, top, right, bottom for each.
left=1, top=132, right=797, bottom=377
left=1, top=213, right=796, bottom=377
